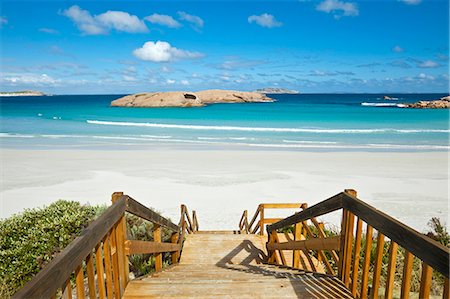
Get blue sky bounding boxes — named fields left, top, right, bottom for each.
left=0, top=0, right=448, bottom=94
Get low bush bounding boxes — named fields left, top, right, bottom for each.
left=0, top=200, right=103, bottom=298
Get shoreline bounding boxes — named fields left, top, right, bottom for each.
left=1, top=149, right=448, bottom=232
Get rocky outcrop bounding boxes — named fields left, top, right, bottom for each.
left=111, top=90, right=274, bottom=108
left=0, top=90, right=46, bottom=97
left=403, top=96, right=450, bottom=109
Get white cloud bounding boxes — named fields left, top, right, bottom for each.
left=248, top=13, right=282, bottom=28
left=178, top=11, right=204, bottom=28
left=145, top=14, right=181, bottom=28
left=61, top=5, right=148, bottom=35
left=133, top=41, right=204, bottom=62
left=181, top=80, right=190, bottom=85
left=316, top=0, right=359, bottom=18
left=166, top=79, right=176, bottom=84
left=418, top=60, right=440, bottom=68
left=400, top=0, right=421, bottom=5
left=0, top=16, right=8, bottom=28
left=392, top=45, right=404, bottom=53
left=1, top=73, right=60, bottom=85
left=39, top=28, right=60, bottom=34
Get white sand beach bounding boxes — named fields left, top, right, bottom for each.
left=0, top=149, right=448, bottom=232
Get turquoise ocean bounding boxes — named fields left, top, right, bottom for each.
left=1, top=93, right=449, bottom=151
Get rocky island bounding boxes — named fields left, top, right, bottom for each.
left=402, top=95, right=450, bottom=109
left=0, top=90, right=46, bottom=97
left=254, top=87, right=300, bottom=94
left=111, top=89, right=274, bottom=108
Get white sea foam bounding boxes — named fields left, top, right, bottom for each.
left=86, top=120, right=449, bottom=134
left=361, top=102, right=406, bottom=107
left=283, top=140, right=338, bottom=144
left=0, top=133, right=35, bottom=138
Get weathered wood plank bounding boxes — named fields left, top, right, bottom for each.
left=154, top=224, right=163, bottom=272
left=75, top=265, right=85, bottom=299
left=400, top=251, right=414, bottom=299
left=125, top=240, right=181, bottom=255
left=342, top=192, right=449, bottom=277
left=343, top=212, right=355, bottom=287
left=261, top=203, right=305, bottom=209
left=419, top=262, right=433, bottom=299
left=12, top=196, right=126, bottom=299
left=110, top=226, right=122, bottom=299
left=94, top=244, right=107, bottom=299
left=350, top=217, right=363, bottom=296
left=267, top=236, right=340, bottom=251
left=371, top=232, right=385, bottom=299
left=103, top=234, right=114, bottom=299
left=86, top=252, right=97, bottom=299
left=385, top=242, right=398, bottom=299
left=293, top=222, right=302, bottom=269
left=171, top=233, right=179, bottom=264
left=360, top=225, right=373, bottom=299
left=126, top=196, right=179, bottom=231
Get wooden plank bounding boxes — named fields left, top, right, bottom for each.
left=125, top=240, right=182, bottom=255
left=338, top=209, right=348, bottom=280
left=263, top=218, right=284, bottom=224
left=192, top=210, right=199, bottom=231
left=343, top=212, right=355, bottom=287
left=154, top=224, right=163, bottom=271
left=171, top=233, right=179, bottom=264
left=126, top=196, right=179, bottom=231
left=342, top=192, right=449, bottom=277
left=273, top=232, right=287, bottom=266
left=75, top=265, right=85, bottom=299
left=360, top=225, right=373, bottom=299
left=443, top=278, right=449, bottom=299
left=400, top=251, right=414, bottom=299
left=419, top=262, right=433, bottom=299
left=12, top=197, right=127, bottom=299
left=248, top=206, right=261, bottom=232
left=268, top=193, right=344, bottom=232
left=261, top=203, right=305, bottom=209
left=110, top=226, right=121, bottom=299
left=86, top=252, right=97, bottom=299
left=94, top=244, right=107, bottom=299
left=293, top=222, right=302, bottom=268
left=299, top=222, right=334, bottom=274
left=61, top=279, right=72, bottom=299
left=259, top=206, right=265, bottom=236
left=103, top=234, right=114, bottom=299
left=350, top=217, right=363, bottom=296
left=385, top=242, right=399, bottom=299
left=112, top=192, right=129, bottom=288
left=371, top=232, right=385, bottom=299
left=267, top=236, right=340, bottom=251
left=267, top=231, right=277, bottom=264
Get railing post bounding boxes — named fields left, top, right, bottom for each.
left=293, top=222, right=302, bottom=268
left=171, top=232, right=179, bottom=264
left=111, top=192, right=128, bottom=294
left=153, top=224, right=162, bottom=271
left=339, top=189, right=357, bottom=283
left=260, top=205, right=265, bottom=236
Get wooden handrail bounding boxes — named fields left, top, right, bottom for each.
left=13, top=193, right=196, bottom=299
left=341, top=192, right=449, bottom=277
left=126, top=196, right=179, bottom=231
left=13, top=195, right=127, bottom=298
left=266, top=189, right=450, bottom=295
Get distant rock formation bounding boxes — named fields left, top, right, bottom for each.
left=111, top=90, right=274, bottom=108
left=403, top=96, right=450, bottom=109
left=0, top=90, right=46, bottom=97
left=254, top=87, right=300, bottom=94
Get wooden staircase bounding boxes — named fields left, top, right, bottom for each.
left=123, top=231, right=353, bottom=298
left=13, top=190, right=449, bottom=299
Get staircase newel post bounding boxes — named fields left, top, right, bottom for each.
left=338, top=189, right=357, bottom=283
left=260, top=205, right=265, bottom=236
left=111, top=192, right=129, bottom=294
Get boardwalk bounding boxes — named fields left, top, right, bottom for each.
left=123, top=231, right=354, bottom=298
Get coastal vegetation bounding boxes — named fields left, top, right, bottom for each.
left=0, top=200, right=174, bottom=298
left=0, top=90, right=46, bottom=97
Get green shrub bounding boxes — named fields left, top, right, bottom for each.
left=0, top=200, right=101, bottom=298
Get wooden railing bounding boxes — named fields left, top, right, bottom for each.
left=239, top=203, right=306, bottom=235
left=266, top=189, right=450, bottom=299
left=13, top=192, right=198, bottom=299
